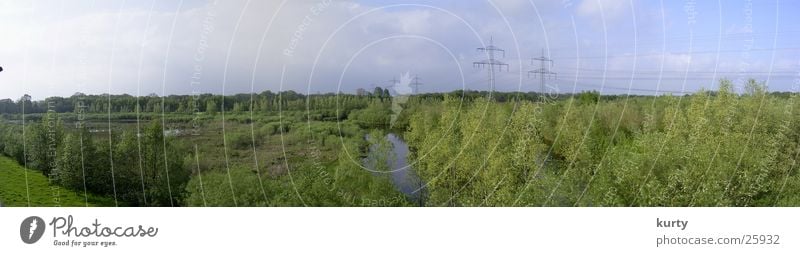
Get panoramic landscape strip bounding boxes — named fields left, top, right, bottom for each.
left=2, top=79, right=799, bottom=207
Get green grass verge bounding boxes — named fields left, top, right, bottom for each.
left=0, top=156, right=116, bottom=207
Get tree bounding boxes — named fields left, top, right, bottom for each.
left=0, top=123, right=25, bottom=163
left=17, top=94, right=33, bottom=114
left=55, top=133, right=87, bottom=192
left=206, top=99, right=218, bottom=115
left=577, top=90, right=600, bottom=104
left=26, top=114, right=64, bottom=175
left=232, top=102, right=245, bottom=112
left=139, top=120, right=190, bottom=206
left=0, top=99, right=18, bottom=114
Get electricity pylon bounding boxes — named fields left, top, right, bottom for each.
left=473, top=37, right=509, bottom=92
left=388, top=77, right=400, bottom=87
left=529, top=48, right=557, bottom=101
left=411, top=76, right=423, bottom=94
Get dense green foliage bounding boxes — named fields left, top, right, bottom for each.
left=3, top=80, right=800, bottom=207
left=0, top=118, right=188, bottom=206
left=406, top=79, right=800, bottom=206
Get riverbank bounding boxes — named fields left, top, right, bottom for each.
left=364, top=132, right=426, bottom=206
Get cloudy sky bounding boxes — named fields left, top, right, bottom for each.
left=1, top=0, right=798, bottom=100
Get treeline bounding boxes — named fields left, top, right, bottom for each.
left=3, top=88, right=800, bottom=115
left=406, top=79, right=800, bottom=206
left=0, top=91, right=392, bottom=115
left=0, top=90, right=581, bottom=115
left=0, top=115, right=188, bottom=206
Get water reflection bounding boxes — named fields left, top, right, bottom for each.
left=365, top=132, right=426, bottom=206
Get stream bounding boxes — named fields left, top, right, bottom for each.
left=364, top=133, right=426, bottom=205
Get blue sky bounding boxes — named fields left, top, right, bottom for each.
left=0, top=0, right=798, bottom=100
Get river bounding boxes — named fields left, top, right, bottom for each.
left=364, top=133, right=426, bottom=205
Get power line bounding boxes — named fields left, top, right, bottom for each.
left=529, top=48, right=557, bottom=100
left=473, top=36, right=509, bottom=92
left=388, top=77, right=400, bottom=87
left=411, top=75, right=423, bottom=94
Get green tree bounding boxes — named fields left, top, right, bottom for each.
left=26, top=114, right=64, bottom=175
left=138, top=120, right=190, bottom=206
left=206, top=99, right=218, bottom=115
left=55, top=133, right=87, bottom=192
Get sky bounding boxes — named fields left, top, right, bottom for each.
left=0, top=0, right=798, bottom=100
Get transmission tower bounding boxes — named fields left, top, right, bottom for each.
left=411, top=75, right=423, bottom=94
left=388, top=77, right=400, bottom=87
left=529, top=48, right=557, bottom=101
left=473, top=37, right=509, bottom=92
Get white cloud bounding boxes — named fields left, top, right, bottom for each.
left=576, top=0, right=628, bottom=23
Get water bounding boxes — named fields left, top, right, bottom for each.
left=162, top=129, right=183, bottom=137
left=365, top=133, right=426, bottom=205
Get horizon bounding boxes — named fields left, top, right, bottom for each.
left=2, top=79, right=790, bottom=102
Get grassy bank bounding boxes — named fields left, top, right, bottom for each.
left=0, top=156, right=115, bottom=207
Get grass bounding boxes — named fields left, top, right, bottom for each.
left=0, top=156, right=116, bottom=207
